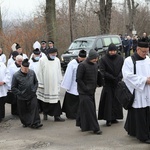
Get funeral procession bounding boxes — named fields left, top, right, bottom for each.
left=0, top=0, right=150, bottom=150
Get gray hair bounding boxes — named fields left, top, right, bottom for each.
left=16, top=55, right=23, bottom=61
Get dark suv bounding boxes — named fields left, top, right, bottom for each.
left=61, top=34, right=122, bottom=71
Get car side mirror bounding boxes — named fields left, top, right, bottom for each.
left=95, top=47, right=98, bottom=51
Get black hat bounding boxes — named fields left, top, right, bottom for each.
left=88, top=49, right=99, bottom=60
left=16, top=43, right=21, bottom=50
left=48, top=40, right=54, bottom=44
left=41, top=40, right=46, bottom=44
left=108, top=43, right=117, bottom=51
left=137, top=41, right=149, bottom=48
left=48, top=48, right=57, bottom=54
left=78, top=50, right=86, bottom=58
left=33, top=48, right=41, bottom=55
left=22, top=58, right=30, bottom=67
left=12, top=51, right=19, bottom=57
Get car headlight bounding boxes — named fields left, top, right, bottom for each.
left=61, top=56, right=64, bottom=61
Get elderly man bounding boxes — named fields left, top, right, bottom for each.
left=11, top=59, right=43, bottom=128
left=122, top=41, right=150, bottom=144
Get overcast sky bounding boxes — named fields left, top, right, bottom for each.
left=1, top=0, right=44, bottom=20
left=0, top=0, right=148, bottom=21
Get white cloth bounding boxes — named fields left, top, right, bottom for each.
left=122, top=56, right=150, bottom=108
left=7, top=57, right=15, bottom=68
left=29, top=59, right=40, bottom=82
left=36, top=56, right=62, bottom=103
left=7, top=63, right=20, bottom=90
left=7, top=53, right=28, bottom=68
left=61, top=59, right=79, bottom=95
left=0, top=62, right=11, bottom=97
left=0, top=54, right=6, bottom=64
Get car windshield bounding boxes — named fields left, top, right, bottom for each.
left=68, top=39, right=94, bottom=50
left=103, top=37, right=120, bottom=46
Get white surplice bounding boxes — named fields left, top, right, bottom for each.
left=7, top=63, right=20, bottom=90
left=122, top=56, right=150, bottom=108
left=0, top=62, right=11, bottom=97
left=36, top=56, right=62, bottom=103
left=0, top=54, right=6, bottom=64
left=61, top=59, right=79, bottom=95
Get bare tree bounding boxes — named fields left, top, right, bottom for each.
left=126, top=0, right=139, bottom=34
left=95, top=0, right=112, bottom=34
left=45, top=0, right=56, bottom=42
left=69, top=0, right=77, bottom=42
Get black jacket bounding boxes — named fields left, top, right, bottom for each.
left=99, top=53, right=124, bottom=87
left=11, top=69, right=38, bottom=100
left=76, top=58, right=98, bottom=95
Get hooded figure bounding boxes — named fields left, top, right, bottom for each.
left=98, top=43, right=124, bottom=126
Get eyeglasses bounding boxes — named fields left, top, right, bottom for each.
left=139, top=48, right=148, bottom=54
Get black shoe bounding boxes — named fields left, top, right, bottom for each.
left=111, top=120, right=119, bottom=124
left=31, top=123, right=43, bottom=129
left=106, top=121, right=111, bottom=126
left=54, top=116, right=65, bottom=122
left=43, top=114, right=48, bottom=120
left=22, top=124, right=28, bottom=128
left=141, top=139, right=150, bottom=144
left=93, top=130, right=102, bottom=135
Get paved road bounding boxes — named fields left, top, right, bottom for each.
left=0, top=87, right=149, bottom=150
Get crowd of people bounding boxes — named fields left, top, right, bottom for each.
left=120, top=32, right=150, bottom=58
left=0, top=36, right=150, bottom=144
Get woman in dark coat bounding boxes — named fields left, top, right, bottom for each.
left=98, top=43, right=124, bottom=126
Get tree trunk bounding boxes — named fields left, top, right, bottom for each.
left=45, top=0, right=56, bottom=42
left=97, top=0, right=112, bottom=34
left=126, top=0, right=138, bottom=34
left=69, top=0, right=77, bottom=42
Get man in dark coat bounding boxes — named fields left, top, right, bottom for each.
left=40, top=40, right=48, bottom=55
left=98, top=43, right=124, bottom=126
left=76, top=49, right=102, bottom=134
left=11, top=59, right=43, bottom=128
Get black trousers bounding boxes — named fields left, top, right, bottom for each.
left=0, top=96, right=6, bottom=120
left=42, top=100, right=62, bottom=117
left=17, top=96, right=41, bottom=126
left=124, top=107, right=150, bottom=141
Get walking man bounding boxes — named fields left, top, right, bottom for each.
left=76, top=49, right=102, bottom=134
left=11, top=59, right=43, bottom=128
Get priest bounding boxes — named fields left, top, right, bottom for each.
left=122, top=41, right=150, bottom=144
left=61, top=50, right=86, bottom=119
left=36, top=48, right=65, bottom=121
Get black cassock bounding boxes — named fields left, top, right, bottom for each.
left=76, top=94, right=99, bottom=132
left=76, top=59, right=100, bottom=132
left=11, top=69, right=41, bottom=127
left=62, top=92, right=79, bottom=119
left=98, top=53, right=124, bottom=121
left=125, top=107, right=150, bottom=141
